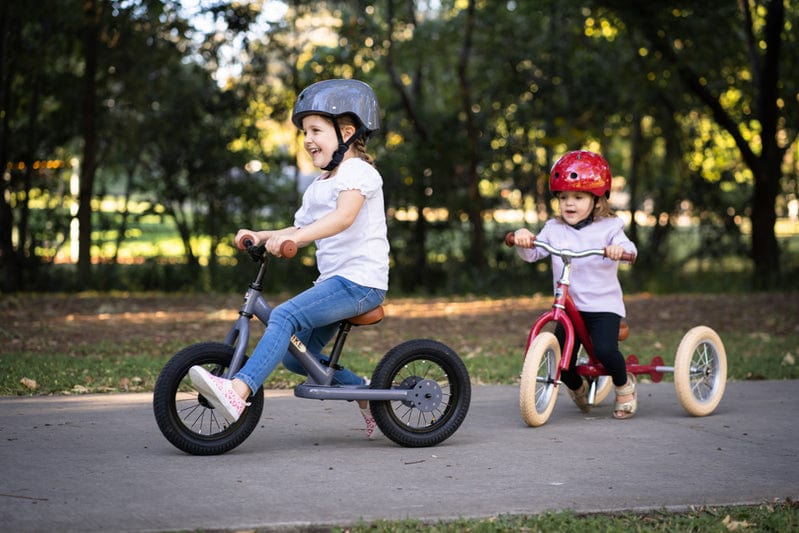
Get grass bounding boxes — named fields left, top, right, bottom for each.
left=1, top=292, right=797, bottom=395
left=337, top=501, right=799, bottom=532
left=3, top=325, right=796, bottom=396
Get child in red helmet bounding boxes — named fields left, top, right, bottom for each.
left=511, top=150, right=638, bottom=419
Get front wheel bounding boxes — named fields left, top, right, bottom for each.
left=370, top=339, right=471, bottom=447
left=673, top=326, right=727, bottom=416
left=519, top=332, right=561, bottom=427
left=152, top=342, right=264, bottom=455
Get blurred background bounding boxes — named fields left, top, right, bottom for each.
left=1, top=0, right=796, bottom=295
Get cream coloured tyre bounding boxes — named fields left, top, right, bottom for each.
left=674, top=326, right=727, bottom=416
left=577, top=347, right=613, bottom=405
left=519, top=332, right=561, bottom=427
left=592, top=375, right=613, bottom=405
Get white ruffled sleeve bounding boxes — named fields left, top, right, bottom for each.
left=333, top=159, right=382, bottom=199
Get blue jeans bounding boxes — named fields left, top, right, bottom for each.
left=234, top=275, right=386, bottom=395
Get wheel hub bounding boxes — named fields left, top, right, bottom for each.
left=410, top=379, right=442, bottom=412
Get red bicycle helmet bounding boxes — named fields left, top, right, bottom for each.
left=549, top=150, right=612, bottom=198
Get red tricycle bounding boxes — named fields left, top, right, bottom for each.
left=505, top=233, right=727, bottom=426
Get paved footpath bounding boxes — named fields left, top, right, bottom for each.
left=1, top=380, right=797, bottom=532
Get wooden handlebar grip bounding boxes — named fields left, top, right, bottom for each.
left=280, top=240, right=297, bottom=259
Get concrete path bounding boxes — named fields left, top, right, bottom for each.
left=1, top=380, right=797, bottom=532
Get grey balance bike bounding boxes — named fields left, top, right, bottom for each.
left=153, top=240, right=471, bottom=455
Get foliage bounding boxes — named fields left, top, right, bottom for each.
left=1, top=1, right=797, bottom=293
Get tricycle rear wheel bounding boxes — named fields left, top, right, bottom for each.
left=673, top=326, right=727, bottom=416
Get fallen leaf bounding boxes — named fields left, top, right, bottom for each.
left=781, top=353, right=795, bottom=366
left=722, top=514, right=753, bottom=531
left=20, top=377, right=38, bottom=390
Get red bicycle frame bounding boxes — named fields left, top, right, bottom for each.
left=507, top=233, right=667, bottom=384
left=523, top=257, right=607, bottom=380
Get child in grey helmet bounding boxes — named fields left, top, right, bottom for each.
left=190, top=79, right=389, bottom=438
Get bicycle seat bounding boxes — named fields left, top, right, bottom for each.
left=619, top=319, right=630, bottom=341
left=347, top=305, right=385, bottom=326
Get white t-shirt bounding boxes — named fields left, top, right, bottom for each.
left=516, top=217, right=636, bottom=317
left=293, top=157, right=389, bottom=290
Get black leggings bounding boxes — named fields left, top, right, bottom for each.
left=554, top=311, right=627, bottom=390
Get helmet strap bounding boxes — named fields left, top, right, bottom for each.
left=322, top=119, right=367, bottom=172
left=570, top=214, right=594, bottom=230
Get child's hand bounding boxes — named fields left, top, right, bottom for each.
left=234, top=229, right=259, bottom=250
left=513, top=229, right=537, bottom=248
left=266, top=235, right=293, bottom=257
left=604, top=244, right=625, bottom=260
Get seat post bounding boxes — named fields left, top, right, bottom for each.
left=326, top=321, right=353, bottom=369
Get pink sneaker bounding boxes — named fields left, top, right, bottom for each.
left=359, top=405, right=377, bottom=439
left=189, top=366, right=249, bottom=424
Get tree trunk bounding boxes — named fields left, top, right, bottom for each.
left=457, top=0, right=486, bottom=272
left=627, top=115, right=641, bottom=245
left=0, top=0, right=19, bottom=292
left=77, top=0, right=103, bottom=288
left=749, top=160, right=781, bottom=288
left=747, top=0, right=783, bottom=288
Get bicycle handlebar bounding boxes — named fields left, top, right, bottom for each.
left=243, top=239, right=298, bottom=259
left=504, top=232, right=636, bottom=264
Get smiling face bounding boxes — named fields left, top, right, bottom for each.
left=301, top=114, right=355, bottom=171
left=556, top=191, right=596, bottom=225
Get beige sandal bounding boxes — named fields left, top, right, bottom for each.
left=567, top=379, right=591, bottom=413
left=612, top=373, right=637, bottom=419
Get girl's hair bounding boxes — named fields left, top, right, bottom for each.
left=338, top=114, right=375, bottom=167
left=593, top=196, right=616, bottom=218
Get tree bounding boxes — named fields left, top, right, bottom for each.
left=0, top=0, right=84, bottom=291
left=599, top=0, right=798, bottom=288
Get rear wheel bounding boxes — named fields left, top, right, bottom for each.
left=673, top=326, right=727, bottom=416
left=370, top=339, right=471, bottom=447
left=519, top=332, right=560, bottom=427
left=577, top=347, right=613, bottom=405
left=591, top=375, right=613, bottom=405
left=153, top=342, right=264, bottom=455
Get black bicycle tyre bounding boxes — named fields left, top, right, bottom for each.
left=152, top=342, right=264, bottom=455
left=370, top=339, right=471, bottom=447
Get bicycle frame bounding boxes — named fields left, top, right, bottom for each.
left=153, top=240, right=471, bottom=454
left=521, top=239, right=672, bottom=385
left=524, top=254, right=603, bottom=379
left=505, top=235, right=728, bottom=428
left=221, top=247, right=422, bottom=403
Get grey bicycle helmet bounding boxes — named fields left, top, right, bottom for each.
left=292, top=79, right=380, bottom=171
left=292, top=79, right=380, bottom=131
